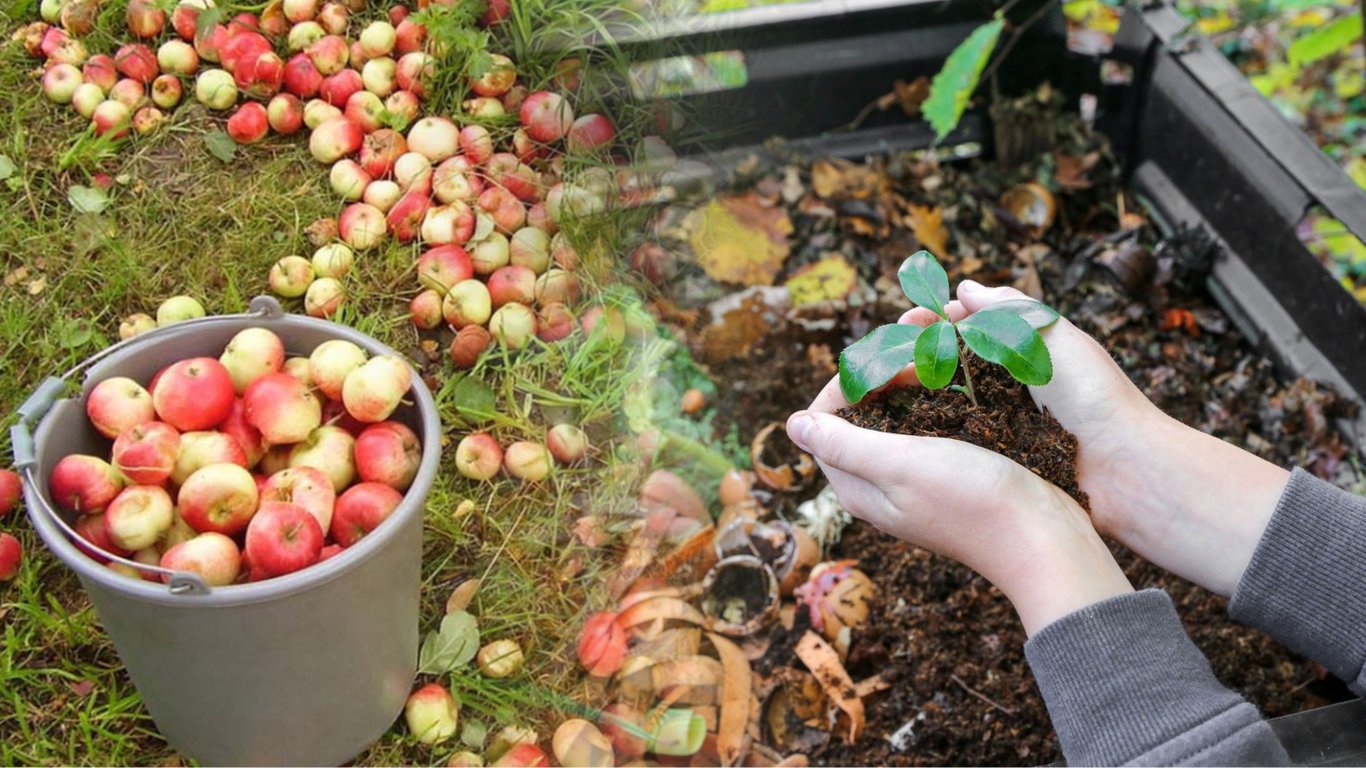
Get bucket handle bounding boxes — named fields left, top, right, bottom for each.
left=11, top=297, right=286, bottom=595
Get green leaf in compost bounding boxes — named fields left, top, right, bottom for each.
left=417, top=610, right=480, bottom=675
left=1288, top=13, right=1362, bottom=68
left=913, top=320, right=959, bottom=390
left=897, top=251, right=951, bottom=318
left=204, top=130, right=238, bottom=163
left=838, top=324, right=923, bottom=404
left=922, top=18, right=1006, bottom=142
left=958, top=309, right=1053, bottom=386
left=984, top=298, right=1060, bottom=329
left=67, top=185, right=109, bottom=214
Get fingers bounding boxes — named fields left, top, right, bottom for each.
left=807, top=375, right=849, bottom=415
left=786, top=411, right=907, bottom=483
left=899, top=301, right=968, bottom=327
left=955, top=280, right=1032, bottom=313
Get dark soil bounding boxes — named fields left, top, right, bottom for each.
left=835, top=357, right=1088, bottom=509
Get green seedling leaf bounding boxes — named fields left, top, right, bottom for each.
left=418, top=610, right=480, bottom=674
left=958, top=309, right=1053, bottom=386
left=67, top=185, right=109, bottom=214
left=923, top=18, right=1006, bottom=142
left=914, top=320, right=959, bottom=390
left=204, top=130, right=238, bottom=163
left=838, top=324, right=923, bottom=404
left=898, top=251, right=951, bottom=319
left=1288, top=13, right=1362, bottom=68
left=985, top=298, right=1060, bottom=329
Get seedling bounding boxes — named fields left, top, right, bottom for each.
left=838, top=251, right=1060, bottom=406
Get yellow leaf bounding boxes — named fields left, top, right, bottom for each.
left=785, top=254, right=858, bottom=306
left=1196, top=12, right=1235, bottom=35
left=907, top=204, right=949, bottom=258
left=1346, top=157, right=1366, bottom=191
left=1290, top=8, right=1332, bottom=27
left=686, top=194, right=792, bottom=286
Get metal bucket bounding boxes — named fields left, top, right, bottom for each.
left=12, top=297, right=440, bottom=766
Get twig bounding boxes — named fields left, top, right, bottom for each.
left=978, top=0, right=1064, bottom=87
left=951, top=674, right=1017, bottom=715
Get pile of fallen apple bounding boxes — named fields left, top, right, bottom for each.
left=47, top=326, right=423, bottom=585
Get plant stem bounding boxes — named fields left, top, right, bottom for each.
left=960, top=339, right=979, bottom=408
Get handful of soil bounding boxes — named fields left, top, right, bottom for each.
left=836, top=356, right=1088, bottom=508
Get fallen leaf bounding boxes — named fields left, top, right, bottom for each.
left=699, top=290, right=787, bottom=363
left=445, top=578, right=481, bottom=614
left=687, top=194, right=792, bottom=286
left=709, top=633, right=754, bottom=766
left=906, top=204, right=949, bottom=259
left=794, top=631, right=864, bottom=743
left=810, top=158, right=880, bottom=200
left=4, top=266, right=28, bottom=286
left=894, top=76, right=931, bottom=117
left=785, top=255, right=858, bottom=307
left=1053, top=151, right=1096, bottom=190
left=27, top=277, right=47, bottom=295
left=617, top=595, right=707, bottom=629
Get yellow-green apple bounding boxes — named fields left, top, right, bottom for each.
left=385, top=89, right=420, bottom=125
left=487, top=265, right=535, bottom=308
left=359, top=20, right=395, bottom=58
left=433, top=156, right=483, bottom=203
left=50, top=454, right=124, bottom=514
left=282, top=356, right=312, bottom=384
left=420, top=202, right=475, bottom=245
left=509, top=227, right=550, bottom=273
left=317, top=1, right=347, bottom=34
left=311, top=243, right=355, bottom=279
left=112, top=421, right=181, bottom=485
left=305, top=276, right=345, bottom=318
left=287, top=20, right=325, bottom=52
left=305, top=33, right=348, bottom=75
left=469, top=52, right=515, bottom=97
left=195, top=67, right=237, bottom=109
left=259, top=466, right=335, bottom=530
left=160, top=532, right=240, bottom=586
left=162, top=509, right=198, bottom=550
left=156, top=294, right=206, bottom=326
left=310, top=116, right=363, bottom=163
left=157, top=39, right=198, bottom=75
left=394, top=151, right=432, bottom=189
left=104, top=485, right=174, bottom=550
left=341, top=356, right=412, bottom=423
left=287, top=425, right=356, bottom=492
left=178, top=462, right=259, bottom=535
left=42, top=62, right=82, bottom=104
left=330, top=158, right=371, bottom=201
left=267, top=92, right=304, bottom=134
left=244, top=500, right=323, bottom=577
left=171, top=430, right=248, bottom=485
left=489, top=303, right=537, bottom=350
left=220, top=327, right=286, bottom=394
left=410, top=289, right=443, bottom=330
left=72, top=82, right=106, bottom=118
left=355, top=421, right=420, bottom=490
left=244, top=371, right=323, bottom=445
left=119, top=313, right=158, bottom=340
left=219, top=398, right=266, bottom=467
left=364, top=179, right=402, bottom=212
left=441, top=279, right=492, bottom=329
left=471, top=232, right=510, bottom=276
left=309, top=339, right=367, bottom=400
left=344, top=90, right=385, bottom=133
left=330, top=481, right=402, bottom=546
left=405, top=683, right=458, bottom=745
left=86, top=376, right=155, bottom=439
left=269, top=255, right=315, bottom=297
left=463, top=96, right=504, bottom=118
left=152, top=357, right=235, bottom=431
left=151, top=74, right=183, bottom=108
left=362, top=56, right=396, bottom=97
left=406, top=116, right=458, bottom=163
left=546, top=423, right=588, bottom=464
left=534, top=268, right=580, bottom=306
left=454, top=432, right=501, bottom=480
left=133, top=106, right=168, bottom=136
left=502, top=440, right=550, bottom=481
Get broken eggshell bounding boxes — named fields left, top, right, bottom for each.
left=793, top=561, right=875, bottom=644
left=700, top=554, right=780, bottom=637
left=750, top=422, right=817, bottom=493
left=762, top=668, right=833, bottom=755
left=715, top=518, right=797, bottom=587
left=778, top=526, right=820, bottom=597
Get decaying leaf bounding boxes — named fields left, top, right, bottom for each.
left=650, top=524, right=718, bottom=583
left=784, top=255, right=858, bottom=307
left=1053, top=151, right=1099, bottom=191
left=810, top=157, right=881, bottom=200
left=617, top=596, right=707, bottom=629
left=699, top=287, right=790, bottom=363
left=794, top=631, right=864, bottom=743
left=686, top=194, right=793, bottom=286
left=906, top=204, right=949, bottom=259
left=709, top=633, right=754, bottom=766
left=445, top=578, right=481, bottom=614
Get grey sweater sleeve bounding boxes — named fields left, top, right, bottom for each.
left=1229, top=468, right=1366, bottom=694
left=1024, top=589, right=1289, bottom=766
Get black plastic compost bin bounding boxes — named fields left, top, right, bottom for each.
left=623, top=0, right=1366, bottom=763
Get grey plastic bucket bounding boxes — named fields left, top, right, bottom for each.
left=13, top=297, right=440, bottom=766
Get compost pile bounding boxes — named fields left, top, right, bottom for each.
left=630, top=103, right=1360, bottom=765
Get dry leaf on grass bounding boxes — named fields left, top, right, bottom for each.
left=445, top=579, right=481, bottom=614
left=907, top=204, right=949, bottom=259
left=686, top=194, right=792, bottom=286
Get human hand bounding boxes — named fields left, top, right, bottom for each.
left=787, top=382, right=1132, bottom=636
left=902, top=281, right=1291, bottom=597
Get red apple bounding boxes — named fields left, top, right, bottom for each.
left=152, top=357, right=235, bottom=431
left=459, top=124, right=493, bottom=165
left=287, top=425, right=357, bottom=492
left=236, top=51, right=284, bottom=98
left=454, top=433, right=501, bottom=480
left=160, top=532, right=241, bottom=586
left=339, top=202, right=387, bottom=249
left=259, top=466, right=335, bottom=531
left=267, top=92, right=305, bottom=134
left=306, top=34, right=348, bottom=75
left=221, top=32, right=271, bottom=75
left=520, top=91, right=574, bottom=143
left=49, top=454, right=124, bottom=514
left=385, top=185, right=430, bottom=242
left=394, top=51, right=432, bottom=97
left=416, top=245, right=473, bottom=293
left=172, top=430, right=249, bottom=485
left=172, top=0, right=207, bottom=40
left=83, top=54, right=119, bottom=90
left=105, top=485, right=174, bottom=550
left=393, top=18, right=426, bottom=55
left=228, top=101, right=269, bottom=144
left=244, top=372, right=323, bottom=445
left=566, top=114, right=616, bottom=154
left=0, top=470, right=21, bottom=518
left=485, top=153, right=537, bottom=201
left=354, top=421, right=420, bottom=490
left=92, top=100, right=132, bottom=139
left=115, top=43, right=159, bottom=83
left=321, top=398, right=366, bottom=436
left=320, top=68, right=362, bottom=106
left=0, top=533, right=21, bottom=581
left=195, top=24, right=231, bottom=65
left=330, top=481, right=402, bottom=547
left=493, top=745, right=550, bottom=768
left=360, top=128, right=406, bottom=178
left=480, top=0, right=509, bottom=26
left=283, top=53, right=323, bottom=98
left=478, top=187, right=526, bottom=234
left=319, top=543, right=344, bottom=561
left=245, top=500, right=323, bottom=577
left=112, top=421, right=181, bottom=485
left=178, top=462, right=260, bottom=535
left=487, top=265, right=536, bottom=308
left=86, top=376, right=155, bottom=439
left=536, top=303, right=575, bottom=343
left=385, top=89, right=420, bottom=125
left=317, top=2, right=348, bottom=35
left=341, top=356, right=411, bottom=423
left=534, top=269, right=580, bottom=306
left=75, top=512, right=132, bottom=563
left=410, top=290, right=443, bottom=330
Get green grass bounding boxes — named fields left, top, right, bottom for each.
left=0, top=0, right=713, bottom=763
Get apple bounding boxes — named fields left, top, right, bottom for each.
left=86, top=377, right=155, bottom=439
left=283, top=0, right=319, bottom=23
left=404, top=683, right=458, bottom=745
left=221, top=32, right=271, bottom=74
left=119, top=313, right=158, bottom=340
left=360, top=128, right=405, bottom=177
left=195, top=67, right=238, bottom=110
left=109, top=78, right=147, bottom=109
left=259, top=2, right=287, bottom=36
left=82, top=54, right=119, bottom=91
left=406, top=116, right=458, bottom=163
left=0, top=534, right=21, bottom=581
left=420, top=202, right=475, bottom=245
left=330, top=159, right=371, bottom=200
left=42, top=63, right=82, bottom=104
left=511, top=127, right=544, bottom=163
left=339, top=202, right=387, bottom=249
left=259, top=443, right=293, bottom=475
left=282, top=356, right=312, bottom=385
left=487, top=265, right=536, bottom=308
left=485, top=154, right=537, bottom=202
left=536, top=303, right=575, bottom=343
left=449, top=325, right=490, bottom=369
left=132, top=106, right=167, bottom=135
left=269, top=255, right=315, bottom=297
left=385, top=89, right=420, bottom=125
left=156, top=295, right=206, bottom=326
left=410, top=290, right=443, bottom=330
left=50, top=455, right=124, bottom=513
left=441, top=279, right=492, bottom=329
left=344, top=90, right=386, bottom=133
left=227, top=101, right=269, bottom=143
left=463, top=96, right=504, bottom=118
left=227, top=9, right=261, bottom=33
left=283, top=53, right=323, bottom=97
left=105, top=485, right=174, bottom=550
left=178, top=463, right=259, bottom=535
left=287, top=20, right=325, bottom=53
left=363, top=179, right=401, bottom=211
left=288, top=425, right=357, bottom=492
left=481, top=0, right=509, bottom=25
left=115, top=43, right=158, bottom=83
left=317, top=2, right=348, bottom=35
left=489, top=303, right=537, bottom=350
left=394, top=51, right=433, bottom=97
left=91, top=100, right=132, bottom=139
left=526, top=202, right=555, bottom=234
left=416, top=245, right=473, bottom=293
left=194, top=23, right=230, bottom=64
left=259, top=466, right=335, bottom=531
left=219, top=327, right=285, bottom=394
left=149, top=357, right=234, bottom=432
left=150, top=74, right=183, bottom=109
left=244, top=501, right=323, bottom=577
left=171, top=430, right=248, bottom=485
left=355, top=421, right=420, bottom=490
left=305, top=34, right=348, bottom=76
left=267, top=92, right=305, bottom=134
left=454, top=432, right=501, bottom=480
left=237, top=51, right=284, bottom=98
left=478, top=187, right=526, bottom=234
left=75, top=512, right=131, bottom=562
left=471, top=233, right=510, bottom=276
left=172, top=0, right=209, bottom=41
left=321, top=398, right=366, bottom=436
left=359, top=21, right=396, bottom=58
left=72, top=82, right=106, bottom=118
left=308, top=339, right=367, bottom=401
left=469, top=53, right=515, bottom=97
left=219, top=398, right=266, bottom=467
left=393, top=151, right=431, bottom=189
left=245, top=372, right=323, bottom=445
left=310, top=117, right=363, bottom=163
left=160, top=532, right=241, bottom=586
left=385, top=186, right=430, bottom=242
left=303, top=98, right=342, bottom=129
left=509, top=227, right=551, bottom=273
left=0, top=470, right=21, bottom=518
left=394, top=17, right=425, bottom=54
left=433, top=156, right=483, bottom=204
left=459, top=125, right=494, bottom=165
left=43, top=28, right=89, bottom=66
left=519, top=91, right=573, bottom=143
left=546, top=423, right=589, bottom=464
left=311, top=243, right=355, bottom=279
left=566, top=113, right=615, bottom=154
left=535, top=270, right=580, bottom=307
left=319, top=68, right=362, bottom=106
left=341, top=356, right=411, bottom=423
left=330, top=481, right=402, bottom=547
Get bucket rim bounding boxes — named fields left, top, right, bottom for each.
left=24, top=306, right=442, bottom=607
